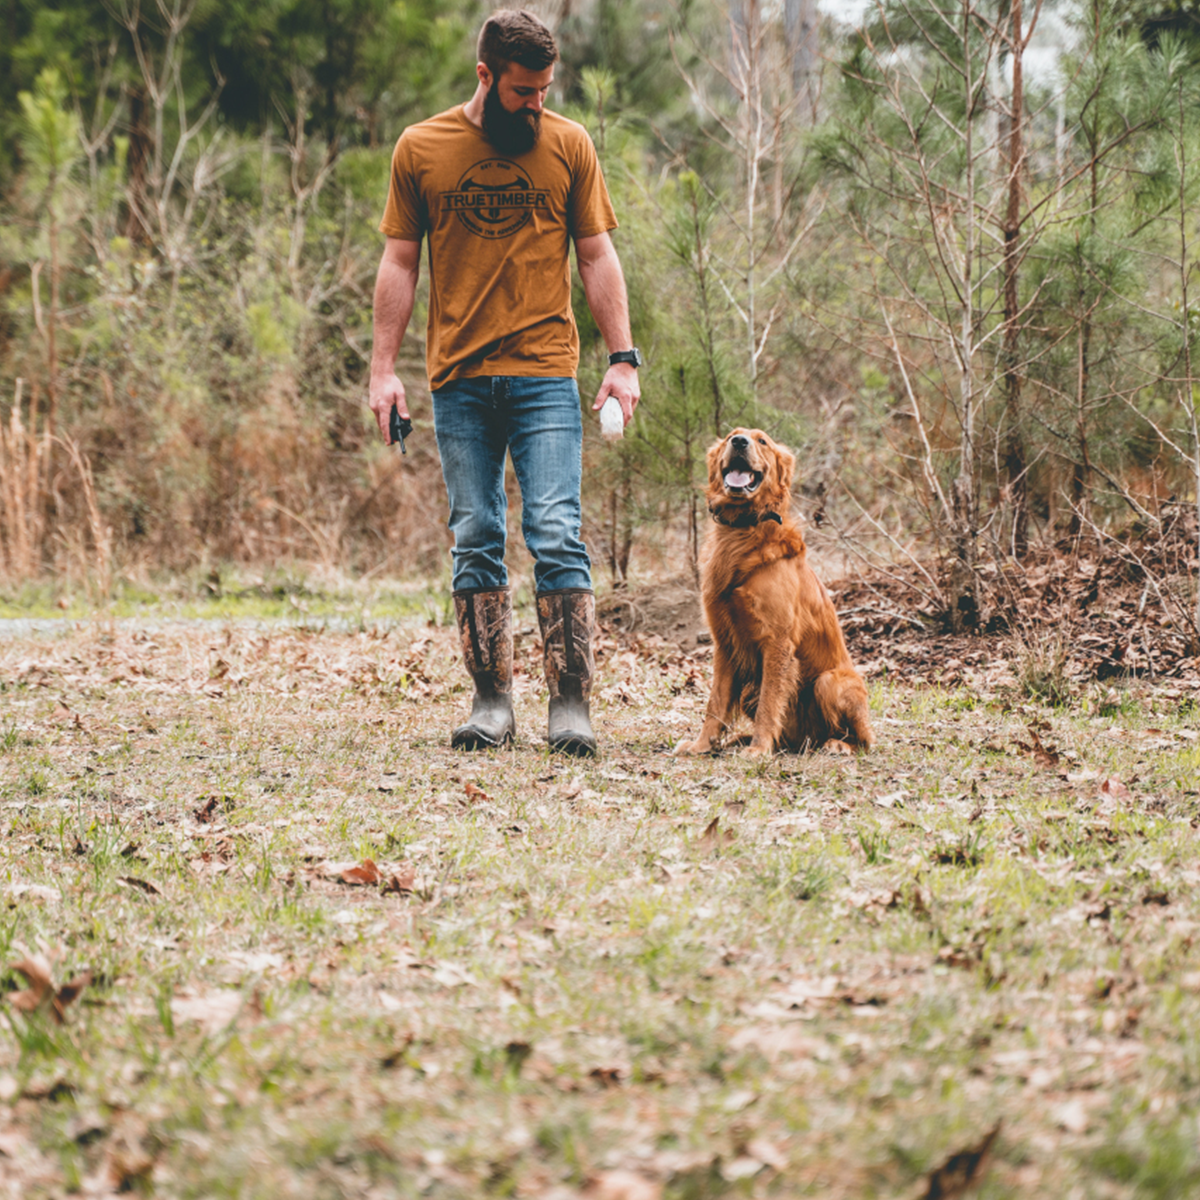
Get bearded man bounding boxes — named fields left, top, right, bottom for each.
left=369, top=9, right=641, bottom=757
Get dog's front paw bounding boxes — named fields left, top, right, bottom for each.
left=740, top=740, right=774, bottom=758
left=673, top=737, right=712, bottom=756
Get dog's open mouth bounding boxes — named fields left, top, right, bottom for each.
left=723, top=459, right=763, bottom=494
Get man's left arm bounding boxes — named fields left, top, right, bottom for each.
left=575, top=231, right=640, bottom=425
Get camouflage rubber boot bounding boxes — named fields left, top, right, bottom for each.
left=536, top=588, right=597, bottom=757
left=450, top=588, right=516, bottom=750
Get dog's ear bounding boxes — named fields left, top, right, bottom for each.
left=705, top=438, right=727, bottom=490
left=774, top=441, right=796, bottom=494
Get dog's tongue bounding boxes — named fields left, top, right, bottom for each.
left=725, top=470, right=753, bottom=489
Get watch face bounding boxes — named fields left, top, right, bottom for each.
left=611, top=349, right=642, bottom=367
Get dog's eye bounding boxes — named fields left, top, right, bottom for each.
left=757, top=437, right=766, bottom=445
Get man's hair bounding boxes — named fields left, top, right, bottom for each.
left=477, top=9, right=558, bottom=78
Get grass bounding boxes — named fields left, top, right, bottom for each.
left=0, top=567, right=449, bottom=624
left=0, top=592, right=1199, bottom=1197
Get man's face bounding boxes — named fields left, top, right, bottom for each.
left=480, top=62, right=554, bottom=156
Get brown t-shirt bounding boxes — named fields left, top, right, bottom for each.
left=380, top=105, right=618, bottom=390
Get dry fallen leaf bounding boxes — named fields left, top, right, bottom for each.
left=383, top=865, right=417, bottom=894
left=588, top=1063, right=627, bottom=1088
left=340, top=859, right=382, bottom=886
left=847, top=888, right=902, bottom=912
left=6, top=954, right=91, bottom=1023
left=53, top=972, right=92, bottom=1018
left=5, top=883, right=61, bottom=903
left=698, top=816, right=736, bottom=852
left=193, top=796, right=220, bottom=822
left=116, top=876, right=162, bottom=896
left=1099, top=777, right=1131, bottom=801
left=464, top=781, right=494, bottom=803
left=7, top=954, right=54, bottom=1013
left=105, top=1116, right=155, bottom=1191
left=107, top=1145, right=155, bottom=1191
left=937, top=945, right=979, bottom=970
left=23, top=1075, right=76, bottom=1101
left=1015, top=725, right=1060, bottom=767
left=921, top=1121, right=1000, bottom=1198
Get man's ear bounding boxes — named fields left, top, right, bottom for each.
left=476, top=62, right=492, bottom=88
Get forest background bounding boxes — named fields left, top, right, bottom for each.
left=1, top=0, right=1198, bottom=646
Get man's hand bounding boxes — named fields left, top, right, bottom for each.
left=369, top=237, right=420, bottom=444
left=592, top=362, right=640, bottom=427
left=369, top=373, right=409, bottom=444
left=575, top=232, right=640, bottom=429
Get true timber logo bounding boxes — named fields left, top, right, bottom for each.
left=443, top=159, right=548, bottom=239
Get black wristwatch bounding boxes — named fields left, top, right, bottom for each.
left=608, top=347, right=643, bottom=369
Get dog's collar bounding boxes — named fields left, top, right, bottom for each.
left=709, top=507, right=782, bottom=529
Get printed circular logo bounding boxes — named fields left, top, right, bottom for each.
left=442, top=159, right=549, bottom=240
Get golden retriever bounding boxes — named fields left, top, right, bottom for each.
left=676, top=428, right=875, bottom=756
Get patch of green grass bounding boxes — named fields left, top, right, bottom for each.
left=1089, top=1112, right=1200, bottom=1198
left=1012, top=628, right=1073, bottom=707
left=0, top=567, right=448, bottom=626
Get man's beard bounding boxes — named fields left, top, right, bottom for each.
left=482, top=81, right=541, bottom=156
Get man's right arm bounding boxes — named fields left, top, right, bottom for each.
left=369, top=236, right=421, bottom=443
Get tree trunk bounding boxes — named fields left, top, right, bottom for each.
left=1069, top=143, right=1101, bottom=539
left=951, top=0, right=980, bottom=633
left=1069, top=297, right=1093, bottom=539
left=1001, top=0, right=1028, bottom=558
left=42, top=168, right=61, bottom=538
left=124, top=83, right=151, bottom=246
left=783, top=0, right=819, bottom=122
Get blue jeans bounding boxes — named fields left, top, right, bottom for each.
left=431, top=376, right=592, bottom=594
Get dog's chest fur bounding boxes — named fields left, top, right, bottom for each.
left=700, top=521, right=807, bottom=664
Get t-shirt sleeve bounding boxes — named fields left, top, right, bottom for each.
left=567, top=132, right=618, bottom=240
left=379, top=133, right=426, bottom=241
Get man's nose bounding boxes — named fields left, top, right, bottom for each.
left=526, top=93, right=545, bottom=112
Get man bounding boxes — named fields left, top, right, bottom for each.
left=369, top=9, right=640, bottom=757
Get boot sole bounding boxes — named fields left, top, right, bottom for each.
left=548, top=735, right=597, bottom=757
left=451, top=727, right=514, bottom=751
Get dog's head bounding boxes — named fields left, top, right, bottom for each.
left=706, top=428, right=796, bottom=522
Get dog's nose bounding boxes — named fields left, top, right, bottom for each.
left=730, top=434, right=749, bottom=450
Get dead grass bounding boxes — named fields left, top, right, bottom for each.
left=1, top=603, right=1199, bottom=1198
left=0, top=382, right=113, bottom=596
